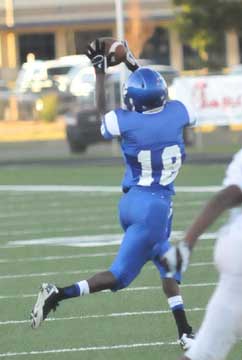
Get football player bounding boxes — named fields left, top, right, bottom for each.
left=163, top=149, right=242, bottom=360
left=31, top=39, right=195, bottom=350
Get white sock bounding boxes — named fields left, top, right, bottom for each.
left=168, top=295, right=184, bottom=310
left=76, top=280, right=90, bottom=296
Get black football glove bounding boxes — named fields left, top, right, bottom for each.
left=86, top=39, right=107, bottom=73
left=123, top=40, right=139, bottom=72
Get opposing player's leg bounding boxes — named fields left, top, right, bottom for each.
left=183, top=273, right=242, bottom=360
left=183, top=227, right=242, bottom=360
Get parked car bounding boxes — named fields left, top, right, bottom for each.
left=63, top=63, right=180, bottom=152
left=13, top=56, right=91, bottom=121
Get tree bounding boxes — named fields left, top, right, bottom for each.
left=173, top=0, right=242, bottom=70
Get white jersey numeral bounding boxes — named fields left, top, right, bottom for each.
left=137, top=150, right=153, bottom=186
left=137, top=145, right=182, bottom=186
left=160, top=145, right=182, bottom=185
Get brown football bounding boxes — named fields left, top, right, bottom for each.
left=91, top=37, right=127, bottom=66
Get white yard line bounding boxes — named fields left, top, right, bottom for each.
left=176, top=186, right=221, bottom=193
left=4, top=234, right=123, bottom=248
left=0, top=185, right=122, bottom=193
left=0, top=247, right=213, bottom=264
left=0, top=207, right=117, bottom=219
left=0, top=262, right=214, bottom=280
left=3, top=231, right=216, bottom=249
left=0, top=307, right=205, bottom=326
left=124, top=283, right=217, bottom=291
left=0, top=341, right=179, bottom=357
left=0, top=201, right=204, bottom=220
left=0, top=282, right=217, bottom=300
left=0, top=185, right=222, bottom=193
left=0, top=252, right=118, bottom=263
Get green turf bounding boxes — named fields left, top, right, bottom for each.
left=0, top=163, right=241, bottom=359
left=0, top=163, right=226, bottom=185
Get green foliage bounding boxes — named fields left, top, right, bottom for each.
left=173, top=0, right=242, bottom=69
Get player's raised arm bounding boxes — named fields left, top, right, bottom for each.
left=86, top=39, right=107, bottom=117
left=95, top=71, right=106, bottom=117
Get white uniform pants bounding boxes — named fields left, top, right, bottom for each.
left=186, top=224, right=242, bottom=360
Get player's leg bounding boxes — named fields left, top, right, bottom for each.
left=108, top=187, right=167, bottom=290
left=162, top=278, right=193, bottom=343
left=153, top=259, right=194, bottom=349
left=30, top=189, right=173, bottom=328
left=108, top=222, right=151, bottom=290
left=30, top=222, right=150, bottom=329
left=153, top=207, right=193, bottom=349
left=47, top=189, right=136, bottom=298
left=31, top=190, right=151, bottom=328
left=183, top=273, right=242, bottom=360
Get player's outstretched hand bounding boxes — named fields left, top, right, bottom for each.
left=86, top=39, right=107, bottom=73
left=162, top=241, right=191, bottom=274
left=122, top=40, right=140, bottom=72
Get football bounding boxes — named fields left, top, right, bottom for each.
left=91, top=37, right=127, bottom=66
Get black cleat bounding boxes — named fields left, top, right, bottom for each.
left=30, top=283, right=59, bottom=329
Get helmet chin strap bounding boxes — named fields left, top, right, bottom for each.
left=128, top=98, right=135, bottom=111
left=142, top=105, right=165, bottom=114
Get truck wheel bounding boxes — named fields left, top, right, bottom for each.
left=66, top=126, right=87, bottom=153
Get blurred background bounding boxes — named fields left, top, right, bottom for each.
left=0, top=0, right=242, bottom=161
left=2, top=3, right=242, bottom=359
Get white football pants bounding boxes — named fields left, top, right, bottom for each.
left=186, top=223, right=242, bottom=360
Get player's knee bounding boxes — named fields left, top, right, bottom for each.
left=109, top=266, right=135, bottom=291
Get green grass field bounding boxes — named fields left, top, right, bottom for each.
left=1, top=163, right=241, bottom=359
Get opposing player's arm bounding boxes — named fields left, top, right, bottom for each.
left=162, top=184, right=242, bottom=274
left=185, top=184, right=242, bottom=250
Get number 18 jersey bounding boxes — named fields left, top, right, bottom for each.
left=101, top=100, right=193, bottom=194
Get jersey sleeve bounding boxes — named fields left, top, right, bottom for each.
left=185, top=106, right=197, bottom=127
left=223, top=149, right=242, bottom=191
left=176, top=100, right=196, bottom=127
left=100, top=110, right=121, bottom=139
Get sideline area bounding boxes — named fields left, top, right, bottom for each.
left=0, top=119, right=65, bottom=142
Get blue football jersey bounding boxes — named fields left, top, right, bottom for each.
left=101, top=100, right=193, bottom=193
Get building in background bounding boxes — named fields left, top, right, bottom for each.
left=0, top=0, right=242, bottom=83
